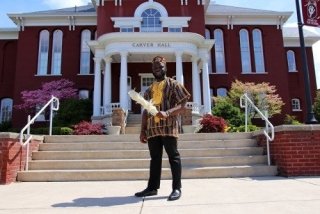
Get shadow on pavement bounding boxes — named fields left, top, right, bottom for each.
left=52, top=196, right=141, bottom=207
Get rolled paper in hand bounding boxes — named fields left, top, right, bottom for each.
left=128, top=90, right=158, bottom=116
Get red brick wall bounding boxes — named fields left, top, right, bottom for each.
left=256, top=125, right=320, bottom=176
left=0, top=134, right=42, bottom=184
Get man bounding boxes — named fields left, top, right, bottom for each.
left=134, top=56, right=191, bottom=201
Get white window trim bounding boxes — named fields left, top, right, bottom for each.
left=240, top=29, right=252, bottom=74
left=214, top=28, right=226, bottom=74
left=160, top=17, right=191, bottom=28
left=252, top=29, right=265, bottom=73
left=287, top=50, right=297, bottom=72
left=134, top=1, right=168, bottom=18
left=292, top=98, right=302, bottom=111
left=111, top=17, right=142, bottom=28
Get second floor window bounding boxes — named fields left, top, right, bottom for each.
left=80, top=29, right=91, bottom=74
left=240, top=29, right=252, bottom=74
left=141, top=9, right=162, bottom=32
left=287, top=50, right=297, bottom=72
left=51, top=30, right=63, bottom=75
left=214, top=29, right=226, bottom=74
left=37, top=30, right=49, bottom=75
left=292, top=98, right=301, bottom=111
left=252, top=29, right=265, bottom=73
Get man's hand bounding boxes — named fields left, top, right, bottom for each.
left=140, top=131, right=147, bottom=144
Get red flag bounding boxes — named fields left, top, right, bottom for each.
left=302, top=0, right=320, bottom=27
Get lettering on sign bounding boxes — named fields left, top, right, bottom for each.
left=132, top=42, right=171, bottom=48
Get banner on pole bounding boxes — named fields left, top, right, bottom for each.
left=302, top=0, right=320, bottom=27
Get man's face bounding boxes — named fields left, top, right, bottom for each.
left=152, top=61, right=166, bottom=80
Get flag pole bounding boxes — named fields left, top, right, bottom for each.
left=295, top=0, right=318, bottom=123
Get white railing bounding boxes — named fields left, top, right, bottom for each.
left=186, top=102, right=205, bottom=115
left=19, top=96, right=59, bottom=170
left=101, top=103, right=121, bottom=115
left=240, top=93, right=274, bottom=165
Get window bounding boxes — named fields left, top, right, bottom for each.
left=168, top=27, right=182, bottom=32
left=79, top=90, right=89, bottom=99
left=34, top=105, right=46, bottom=121
left=214, top=29, right=226, bottom=74
left=205, top=29, right=213, bottom=74
left=292, top=98, right=301, bottom=111
left=120, top=27, right=134, bottom=32
left=51, top=30, right=63, bottom=75
left=0, top=98, right=13, bottom=123
left=239, top=29, right=252, bottom=74
left=80, top=29, right=91, bottom=74
left=252, top=29, right=265, bottom=73
left=287, top=50, right=297, bottom=72
left=37, top=30, right=49, bottom=75
left=141, top=9, right=162, bottom=32
left=217, top=88, right=227, bottom=97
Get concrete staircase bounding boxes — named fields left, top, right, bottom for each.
left=125, top=113, right=142, bottom=134
left=17, top=133, right=278, bottom=182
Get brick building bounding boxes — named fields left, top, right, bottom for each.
left=0, top=0, right=319, bottom=128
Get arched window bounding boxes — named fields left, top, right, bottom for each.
left=80, top=29, right=91, bottom=74
left=37, top=30, right=49, bottom=75
left=252, top=29, right=265, bottom=73
left=141, top=9, right=162, bottom=32
left=287, top=50, right=297, bottom=72
left=217, top=88, right=227, bottom=97
left=0, top=98, right=13, bottom=123
left=292, top=98, right=301, bottom=111
left=214, top=29, right=226, bottom=74
left=205, top=29, right=213, bottom=74
left=51, top=30, right=63, bottom=75
left=239, top=29, right=252, bottom=74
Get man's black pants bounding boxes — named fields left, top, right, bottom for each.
left=147, top=136, right=181, bottom=190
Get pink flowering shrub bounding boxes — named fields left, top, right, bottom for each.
left=73, top=121, right=104, bottom=135
left=197, top=114, right=228, bottom=133
left=15, top=79, right=77, bottom=110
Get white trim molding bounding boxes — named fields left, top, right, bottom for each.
left=111, top=17, right=142, bottom=28
left=160, top=17, right=191, bottom=28
left=134, top=1, right=168, bottom=17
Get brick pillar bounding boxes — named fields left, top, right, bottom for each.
left=0, top=133, right=43, bottom=184
left=112, top=108, right=126, bottom=134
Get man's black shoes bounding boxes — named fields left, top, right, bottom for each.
left=135, top=188, right=158, bottom=197
left=168, top=189, right=181, bottom=201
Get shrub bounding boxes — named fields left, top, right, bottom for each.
left=283, top=114, right=302, bottom=125
left=0, top=121, right=12, bottom=132
left=53, top=98, right=93, bottom=127
left=28, top=127, right=73, bottom=135
left=212, top=96, right=245, bottom=127
left=73, top=121, right=104, bottom=135
left=196, top=114, right=228, bottom=133
left=314, top=91, right=320, bottom=121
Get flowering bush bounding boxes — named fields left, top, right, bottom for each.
left=196, top=114, right=228, bottom=133
left=73, top=121, right=104, bottom=135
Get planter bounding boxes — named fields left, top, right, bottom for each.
left=182, top=125, right=197, bottom=133
left=107, top=126, right=121, bottom=135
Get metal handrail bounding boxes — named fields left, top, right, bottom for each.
left=19, top=96, right=59, bottom=170
left=240, top=93, right=274, bottom=165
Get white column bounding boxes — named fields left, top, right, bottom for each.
left=192, top=56, right=201, bottom=106
left=175, top=51, right=184, bottom=84
left=93, top=57, right=102, bottom=116
left=103, top=57, right=112, bottom=113
left=201, top=54, right=212, bottom=114
left=119, top=51, right=128, bottom=110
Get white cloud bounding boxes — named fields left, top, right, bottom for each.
left=43, top=0, right=91, bottom=8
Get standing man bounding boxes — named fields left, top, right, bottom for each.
left=134, top=56, right=190, bottom=201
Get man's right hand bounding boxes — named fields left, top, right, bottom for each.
left=140, top=131, right=147, bottom=144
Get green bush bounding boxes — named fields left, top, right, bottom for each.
left=283, top=114, right=302, bottom=125
left=53, top=98, right=92, bottom=127
left=29, top=127, right=73, bottom=135
left=228, top=125, right=260, bottom=132
left=212, top=97, right=245, bottom=127
left=314, top=91, right=320, bottom=121
left=0, top=121, right=12, bottom=132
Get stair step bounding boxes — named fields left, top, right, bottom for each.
left=29, top=156, right=269, bottom=170
left=17, top=165, right=277, bottom=182
left=39, top=139, right=257, bottom=151
left=32, top=147, right=263, bottom=160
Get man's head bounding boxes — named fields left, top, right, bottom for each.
left=152, top=56, right=167, bottom=81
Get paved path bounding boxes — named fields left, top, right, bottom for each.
left=0, top=176, right=319, bottom=214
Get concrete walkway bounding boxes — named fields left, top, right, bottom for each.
left=0, top=176, right=319, bottom=214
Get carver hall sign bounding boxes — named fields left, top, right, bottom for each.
left=302, top=0, right=320, bottom=27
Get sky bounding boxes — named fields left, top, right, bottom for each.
left=0, top=0, right=319, bottom=88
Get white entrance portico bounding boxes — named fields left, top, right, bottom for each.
left=88, top=32, right=214, bottom=117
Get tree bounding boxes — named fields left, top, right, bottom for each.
left=228, top=79, right=284, bottom=118
left=313, top=91, right=320, bottom=121
left=15, top=79, right=77, bottom=111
